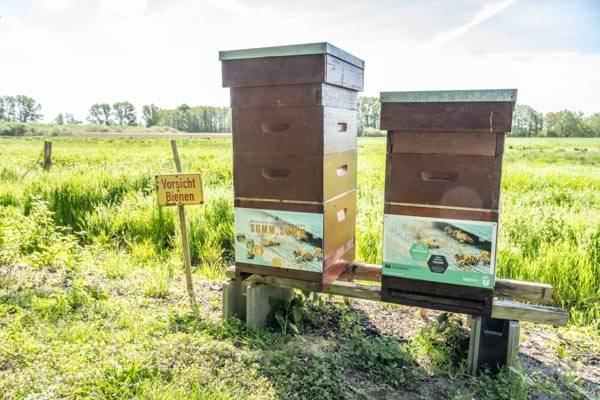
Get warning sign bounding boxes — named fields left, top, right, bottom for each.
left=155, top=173, right=203, bottom=206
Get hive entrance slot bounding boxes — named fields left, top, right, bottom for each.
left=261, top=168, right=291, bottom=180
left=421, top=171, right=457, bottom=183
left=336, top=165, right=348, bottom=176
left=261, top=122, right=290, bottom=133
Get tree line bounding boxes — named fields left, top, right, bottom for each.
left=0, top=95, right=43, bottom=123
left=83, top=102, right=231, bottom=133
left=3, top=94, right=600, bottom=137
left=357, top=97, right=600, bottom=137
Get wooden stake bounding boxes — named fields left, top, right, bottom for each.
left=43, top=141, right=52, bottom=170
left=171, top=140, right=197, bottom=312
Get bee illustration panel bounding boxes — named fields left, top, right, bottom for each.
left=234, top=207, right=324, bottom=272
left=382, top=214, right=497, bottom=289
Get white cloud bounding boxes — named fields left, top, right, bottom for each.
left=34, top=0, right=73, bottom=11
left=98, top=0, right=147, bottom=17
left=429, top=0, right=519, bottom=46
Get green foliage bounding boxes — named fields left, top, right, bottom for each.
left=266, top=295, right=306, bottom=334
left=53, top=112, right=65, bottom=125
left=358, top=96, right=381, bottom=136
left=512, top=104, right=543, bottom=137
left=0, top=95, right=43, bottom=122
left=585, top=112, right=600, bottom=136
left=454, top=366, right=564, bottom=400
left=156, top=104, right=232, bottom=133
left=544, top=110, right=593, bottom=137
left=88, top=103, right=113, bottom=125
left=113, top=101, right=137, bottom=126
left=142, top=103, right=160, bottom=127
left=412, top=313, right=468, bottom=376
left=362, top=127, right=386, bottom=137
left=188, top=198, right=234, bottom=276
left=0, top=199, right=81, bottom=272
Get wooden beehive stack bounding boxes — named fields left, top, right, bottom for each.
left=379, top=89, right=517, bottom=316
left=220, top=43, right=364, bottom=291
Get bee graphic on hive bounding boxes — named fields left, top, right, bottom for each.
left=293, top=249, right=315, bottom=262
left=418, top=237, right=439, bottom=249
left=444, top=225, right=475, bottom=244
left=455, top=252, right=481, bottom=266
left=480, top=250, right=491, bottom=265
left=261, top=236, right=280, bottom=247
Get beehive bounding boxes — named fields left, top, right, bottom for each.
left=220, top=43, right=364, bottom=291
left=379, top=89, right=517, bottom=315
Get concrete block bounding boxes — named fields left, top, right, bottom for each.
left=222, top=280, right=247, bottom=321
left=246, top=283, right=294, bottom=329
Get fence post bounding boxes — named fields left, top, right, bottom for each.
left=43, top=141, right=52, bottom=169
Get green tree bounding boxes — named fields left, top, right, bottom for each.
left=88, top=103, right=112, bottom=125
left=54, top=113, right=65, bottom=125
left=113, top=101, right=137, bottom=126
left=511, top=104, right=543, bottom=137
left=0, top=97, right=5, bottom=121
left=14, top=95, right=43, bottom=122
left=2, top=96, right=17, bottom=121
left=153, top=105, right=231, bottom=133
left=358, top=96, right=381, bottom=136
left=142, top=104, right=160, bottom=128
left=174, top=104, right=190, bottom=131
left=584, top=113, right=600, bottom=137
left=544, top=110, right=590, bottom=137
left=64, top=113, right=81, bottom=125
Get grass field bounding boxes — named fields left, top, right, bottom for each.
left=1, top=136, right=599, bottom=399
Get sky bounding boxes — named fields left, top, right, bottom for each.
left=1, top=0, right=599, bottom=123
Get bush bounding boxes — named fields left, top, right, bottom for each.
left=0, top=122, right=27, bottom=136
left=362, top=127, right=386, bottom=137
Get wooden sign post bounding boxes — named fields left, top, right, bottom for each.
left=155, top=140, right=203, bottom=313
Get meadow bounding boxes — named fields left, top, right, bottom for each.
left=0, top=136, right=599, bottom=399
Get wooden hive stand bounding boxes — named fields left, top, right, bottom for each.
left=223, top=262, right=569, bottom=375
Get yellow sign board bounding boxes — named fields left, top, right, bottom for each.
left=155, top=173, right=203, bottom=206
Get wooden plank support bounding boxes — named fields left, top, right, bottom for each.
left=338, top=262, right=554, bottom=304
left=225, top=266, right=569, bottom=326
left=494, top=278, right=553, bottom=304
left=491, top=299, right=569, bottom=327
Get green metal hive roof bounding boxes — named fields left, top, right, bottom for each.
left=380, top=89, right=517, bottom=103
left=219, top=42, right=365, bottom=69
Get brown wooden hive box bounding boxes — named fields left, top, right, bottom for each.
left=233, top=190, right=356, bottom=292
left=233, top=149, right=357, bottom=202
left=385, top=152, right=504, bottom=210
left=380, top=90, right=517, bottom=133
left=229, top=83, right=358, bottom=110
left=220, top=43, right=364, bottom=91
left=232, top=106, right=357, bottom=155
left=380, top=89, right=517, bottom=316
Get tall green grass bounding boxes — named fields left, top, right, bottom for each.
left=1, top=136, right=599, bottom=327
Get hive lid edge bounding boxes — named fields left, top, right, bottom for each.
left=380, top=89, right=518, bottom=103
left=219, top=42, right=365, bottom=69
